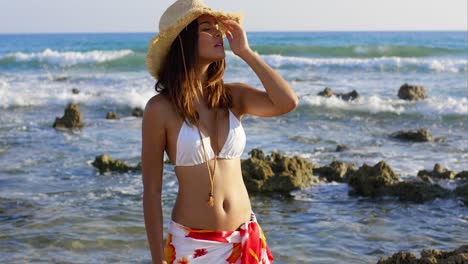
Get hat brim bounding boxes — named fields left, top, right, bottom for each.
left=146, top=9, right=243, bottom=80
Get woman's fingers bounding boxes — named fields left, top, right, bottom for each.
left=220, top=19, right=240, bottom=31
left=225, top=31, right=233, bottom=42
left=219, top=18, right=250, bottom=56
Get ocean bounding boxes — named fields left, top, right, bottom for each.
left=0, top=31, right=467, bottom=263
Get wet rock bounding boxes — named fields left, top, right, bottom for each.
left=106, top=112, right=119, bottom=120
left=454, top=183, right=468, bottom=205
left=317, top=87, right=360, bottom=101
left=314, top=161, right=355, bottom=183
left=241, top=149, right=315, bottom=194
left=132, top=107, right=144, bottom=117
left=417, top=174, right=434, bottom=184
left=241, top=156, right=275, bottom=193
left=347, top=161, right=452, bottom=203
left=134, top=162, right=142, bottom=171
left=72, top=88, right=80, bottom=94
left=377, top=251, right=417, bottom=264
left=348, top=161, right=399, bottom=197
left=392, top=128, right=433, bottom=142
left=318, top=87, right=335, bottom=97
left=388, top=181, right=450, bottom=203
left=340, top=90, right=360, bottom=101
left=455, top=171, right=468, bottom=181
left=54, top=76, right=69, bottom=82
left=92, top=154, right=139, bottom=174
left=417, top=163, right=455, bottom=180
left=53, top=103, right=84, bottom=129
left=377, top=245, right=468, bottom=264
left=336, top=144, right=349, bottom=152
left=249, top=148, right=266, bottom=160
left=398, top=83, right=427, bottom=101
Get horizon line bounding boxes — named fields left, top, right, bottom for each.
left=0, top=29, right=466, bottom=35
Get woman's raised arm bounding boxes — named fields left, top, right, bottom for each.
left=222, top=19, right=299, bottom=118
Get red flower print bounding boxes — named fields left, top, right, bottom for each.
left=226, top=243, right=242, bottom=263
left=164, top=234, right=176, bottom=264
left=177, top=257, right=189, bottom=264
left=193, top=248, right=208, bottom=258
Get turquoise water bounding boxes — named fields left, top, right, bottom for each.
left=0, top=32, right=467, bottom=263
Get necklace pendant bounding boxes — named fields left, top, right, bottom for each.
left=207, top=193, right=215, bottom=207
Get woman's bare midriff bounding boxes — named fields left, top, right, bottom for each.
left=171, top=158, right=252, bottom=231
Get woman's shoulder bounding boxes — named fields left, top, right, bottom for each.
left=146, top=93, right=170, bottom=107
left=143, top=94, right=174, bottom=123
left=145, top=94, right=169, bottom=112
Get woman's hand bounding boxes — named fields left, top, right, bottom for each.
left=221, top=19, right=252, bottom=58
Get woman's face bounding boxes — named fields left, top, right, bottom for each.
left=197, top=15, right=225, bottom=64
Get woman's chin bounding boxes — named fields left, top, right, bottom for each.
left=201, top=52, right=225, bottom=61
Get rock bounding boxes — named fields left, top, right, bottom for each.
left=347, top=161, right=453, bottom=202
left=54, top=76, right=69, bottom=82
left=336, top=144, right=349, bottom=152
left=417, top=174, right=433, bottom=184
left=421, top=249, right=444, bottom=261
left=249, top=149, right=266, bottom=160
left=340, top=90, right=360, bottom=101
left=106, top=111, right=119, bottom=120
left=398, top=83, right=427, bottom=101
left=348, top=161, right=399, bottom=197
left=392, top=128, right=433, bottom=142
left=53, top=103, right=84, bottom=129
left=241, top=157, right=275, bottom=193
left=454, top=183, right=468, bottom=205
left=134, top=162, right=142, bottom=171
left=417, top=163, right=455, bottom=180
left=388, top=181, right=450, bottom=203
left=318, top=87, right=334, bottom=97
left=378, top=245, right=468, bottom=264
left=241, top=149, right=315, bottom=194
left=92, top=154, right=138, bottom=174
left=132, top=107, right=144, bottom=117
left=314, top=161, right=355, bottom=183
left=377, top=251, right=417, bottom=264
left=455, top=171, right=468, bottom=181
left=317, top=87, right=360, bottom=101
left=72, top=88, right=80, bottom=94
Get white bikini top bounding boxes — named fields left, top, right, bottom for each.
left=174, top=109, right=246, bottom=167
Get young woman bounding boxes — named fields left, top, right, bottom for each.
left=142, top=0, right=298, bottom=263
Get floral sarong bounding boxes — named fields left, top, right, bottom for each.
left=164, top=213, right=274, bottom=264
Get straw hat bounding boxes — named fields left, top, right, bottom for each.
left=146, top=0, right=243, bottom=79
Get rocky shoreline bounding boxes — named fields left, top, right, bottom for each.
left=90, top=148, right=467, bottom=206
left=377, top=245, right=467, bottom=264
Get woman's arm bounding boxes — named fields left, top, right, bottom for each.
left=141, top=95, right=167, bottom=264
left=222, top=19, right=299, bottom=117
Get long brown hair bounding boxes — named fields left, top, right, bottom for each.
left=155, top=18, right=233, bottom=127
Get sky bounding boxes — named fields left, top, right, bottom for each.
left=0, top=0, right=466, bottom=33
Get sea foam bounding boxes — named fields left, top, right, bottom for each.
left=226, top=51, right=467, bottom=73
left=0, top=73, right=155, bottom=109
left=301, top=94, right=467, bottom=116
left=3, top=49, right=133, bottom=66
